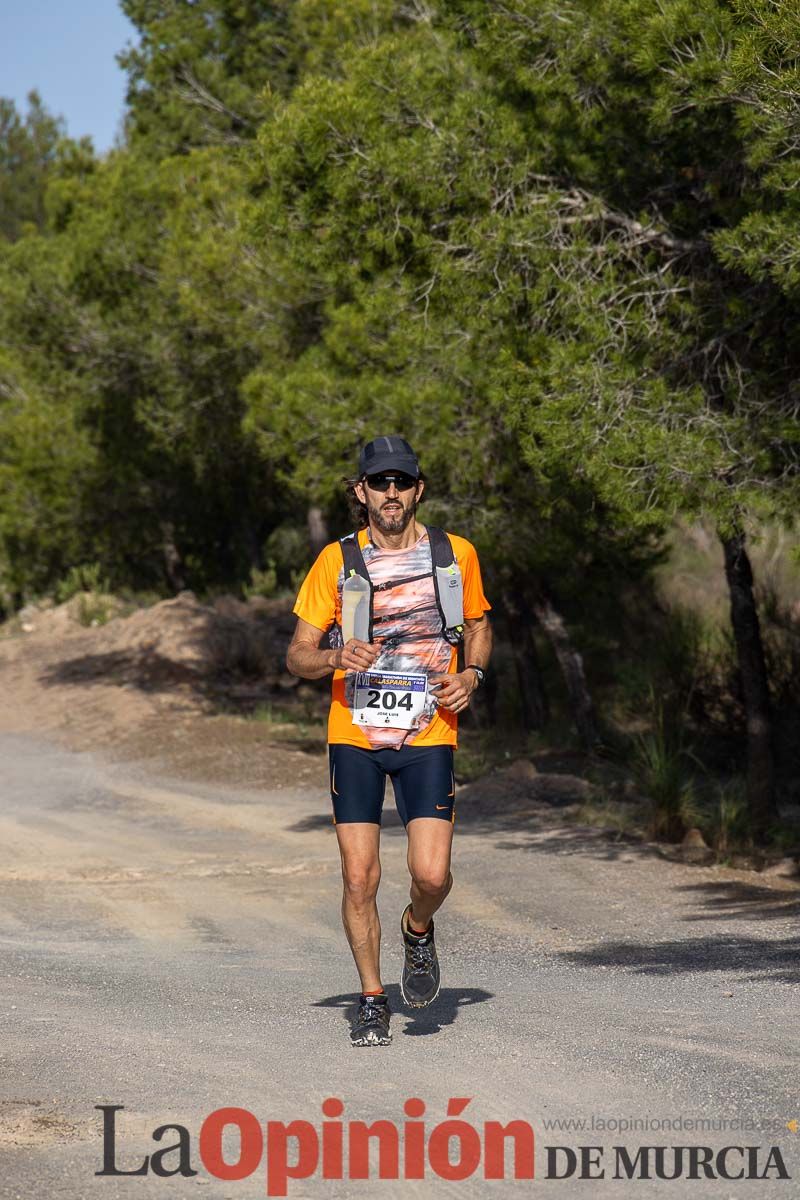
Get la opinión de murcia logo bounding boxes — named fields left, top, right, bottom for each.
left=96, top=1099, right=534, bottom=1195
left=95, top=1102, right=791, bottom=1194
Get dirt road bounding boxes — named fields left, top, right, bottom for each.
left=1, top=727, right=798, bottom=1198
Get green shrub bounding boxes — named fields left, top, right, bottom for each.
left=243, top=562, right=278, bottom=600
left=630, top=691, right=699, bottom=841
left=263, top=526, right=312, bottom=590
left=708, top=777, right=752, bottom=855
left=55, top=563, right=109, bottom=604
left=252, top=702, right=295, bottom=725
left=74, top=592, right=117, bottom=627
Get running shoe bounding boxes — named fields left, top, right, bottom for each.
left=350, top=993, right=392, bottom=1046
left=400, top=904, right=441, bottom=1008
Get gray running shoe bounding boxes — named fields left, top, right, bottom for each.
left=400, top=904, right=441, bottom=1008
left=350, top=993, right=392, bottom=1046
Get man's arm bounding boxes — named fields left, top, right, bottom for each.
left=462, top=612, right=493, bottom=682
left=286, top=617, right=380, bottom=680
left=429, top=613, right=493, bottom=712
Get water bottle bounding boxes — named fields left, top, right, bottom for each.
left=341, top=573, right=371, bottom=644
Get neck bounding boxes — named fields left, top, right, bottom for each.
left=367, top=519, right=425, bottom=551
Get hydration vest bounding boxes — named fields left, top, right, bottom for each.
left=339, top=526, right=465, bottom=646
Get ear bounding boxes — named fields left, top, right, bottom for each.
left=354, top=479, right=367, bottom=505
left=415, top=478, right=425, bottom=502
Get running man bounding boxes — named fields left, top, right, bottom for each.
left=286, top=436, right=492, bottom=1046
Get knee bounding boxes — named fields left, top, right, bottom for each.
left=411, top=867, right=451, bottom=898
left=342, top=865, right=380, bottom=906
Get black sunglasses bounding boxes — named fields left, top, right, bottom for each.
left=363, top=472, right=418, bottom=493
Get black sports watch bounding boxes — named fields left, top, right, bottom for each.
left=466, top=664, right=486, bottom=688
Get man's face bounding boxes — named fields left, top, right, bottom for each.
left=356, top=472, right=424, bottom=535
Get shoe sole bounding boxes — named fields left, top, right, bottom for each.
left=351, top=1030, right=392, bottom=1046
left=400, top=906, right=441, bottom=1009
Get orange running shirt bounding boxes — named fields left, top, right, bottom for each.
left=292, top=526, right=491, bottom=749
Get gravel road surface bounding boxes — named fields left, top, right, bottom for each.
left=0, top=731, right=797, bottom=1198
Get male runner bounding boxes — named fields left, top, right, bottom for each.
left=286, top=436, right=492, bottom=1046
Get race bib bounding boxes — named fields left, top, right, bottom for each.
left=352, top=670, right=428, bottom=730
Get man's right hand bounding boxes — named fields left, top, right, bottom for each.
left=332, top=639, right=381, bottom=672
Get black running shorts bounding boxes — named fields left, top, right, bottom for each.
left=328, top=744, right=456, bottom=826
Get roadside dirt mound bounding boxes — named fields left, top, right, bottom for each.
left=456, top=758, right=598, bottom=833
left=0, top=591, right=299, bottom=750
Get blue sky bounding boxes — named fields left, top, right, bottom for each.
left=1, top=1, right=138, bottom=152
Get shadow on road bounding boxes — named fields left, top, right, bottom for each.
left=557, top=934, right=800, bottom=984
left=678, top=879, right=800, bottom=923
left=313, top=986, right=494, bottom=1037
left=489, top=828, right=657, bottom=862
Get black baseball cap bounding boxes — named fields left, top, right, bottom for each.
left=358, top=436, right=420, bottom=479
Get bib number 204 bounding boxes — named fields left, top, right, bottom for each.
left=353, top=670, right=428, bottom=730
left=365, top=689, right=413, bottom=712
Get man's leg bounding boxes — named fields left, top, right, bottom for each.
left=406, top=817, right=454, bottom=931
left=390, top=745, right=456, bottom=931
left=397, top=818, right=453, bottom=1008
left=390, top=745, right=455, bottom=1008
left=335, top=822, right=383, bottom=992
left=329, top=746, right=392, bottom=1045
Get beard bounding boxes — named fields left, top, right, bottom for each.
left=368, top=495, right=417, bottom=535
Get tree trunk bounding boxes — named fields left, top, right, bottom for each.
left=308, top=505, right=329, bottom=558
left=531, top=591, right=598, bottom=749
left=160, top=519, right=187, bottom=593
left=503, top=588, right=549, bottom=730
left=720, top=530, right=777, bottom=840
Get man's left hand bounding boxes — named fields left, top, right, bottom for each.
left=429, top=670, right=477, bottom=713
